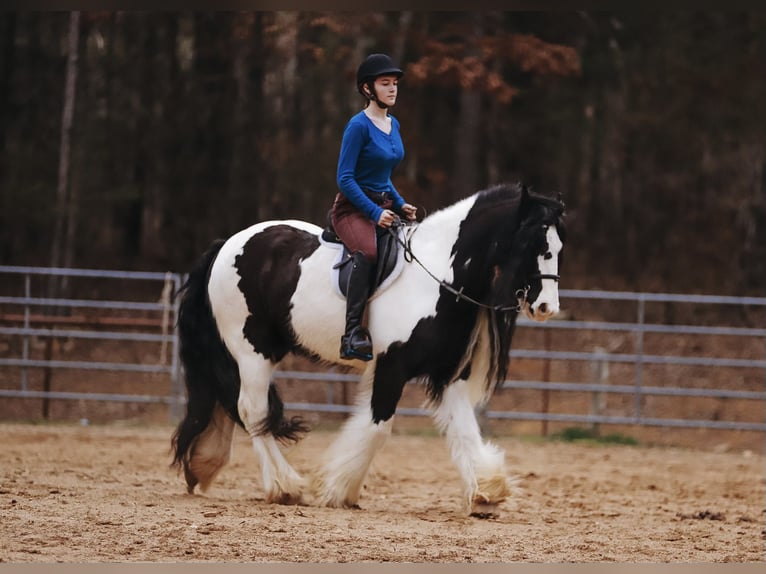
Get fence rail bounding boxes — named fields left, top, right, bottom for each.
left=1, top=265, right=764, bottom=435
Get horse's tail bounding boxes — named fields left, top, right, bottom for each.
left=171, top=239, right=308, bottom=473
left=171, top=238, right=232, bottom=472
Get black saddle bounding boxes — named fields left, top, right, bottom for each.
left=322, top=213, right=401, bottom=298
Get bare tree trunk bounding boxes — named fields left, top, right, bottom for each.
left=257, top=12, right=299, bottom=220
left=485, top=12, right=504, bottom=186
left=0, top=14, right=16, bottom=264
left=454, top=12, right=483, bottom=196
left=228, top=13, right=253, bottom=231
left=597, top=23, right=627, bottom=231
left=274, top=11, right=298, bottom=217
left=49, top=11, right=80, bottom=303
left=138, top=21, right=167, bottom=262
left=0, top=13, right=16, bottom=179
left=347, top=17, right=376, bottom=117
left=391, top=11, right=412, bottom=66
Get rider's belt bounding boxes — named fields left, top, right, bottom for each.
left=364, top=190, right=391, bottom=205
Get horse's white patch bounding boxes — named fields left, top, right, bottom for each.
left=290, top=241, right=349, bottom=361
left=208, top=224, right=263, bottom=359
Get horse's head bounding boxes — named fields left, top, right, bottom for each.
left=518, top=220, right=564, bottom=321
left=490, top=185, right=566, bottom=321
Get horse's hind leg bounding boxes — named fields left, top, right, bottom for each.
left=314, top=369, right=393, bottom=508
left=432, top=380, right=512, bottom=517
left=185, top=402, right=235, bottom=493
left=237, top=353, right=305, bottom=504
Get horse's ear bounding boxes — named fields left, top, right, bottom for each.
left=556, top=191, right=566, bottom=210
left=521, top=183, right=531, bottom=200
left=518, top=183, right=531, bottom=210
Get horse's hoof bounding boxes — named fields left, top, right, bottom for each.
left=269, top=492, right=304, bottom=506
left=470, top=502, right=500, bottom=519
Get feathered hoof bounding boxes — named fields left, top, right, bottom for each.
left=266, top=491, right=305, bottom=506
left=310, top=474, right=360, bottom=509
left=264, top=474, right=307, bottom=506
left=469, top=477, right=511, bottom=519
left=314, top=489, right=359, bottom=509
left=470, top=501, right=500, bottom=519
left=183, top=465, right=199, bottom=494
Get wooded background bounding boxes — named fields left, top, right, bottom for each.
left=1, top=12, right=764, bottom=296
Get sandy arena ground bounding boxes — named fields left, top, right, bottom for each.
left=0, top=421, right=763, bottom=563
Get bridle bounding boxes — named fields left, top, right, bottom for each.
left=386, top=219, right=560, bottom=313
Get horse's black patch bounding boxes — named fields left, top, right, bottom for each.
left=235, top=225, right=320, bottom=361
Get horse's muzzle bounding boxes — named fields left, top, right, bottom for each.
left=529, top=301, right=557, bottom=322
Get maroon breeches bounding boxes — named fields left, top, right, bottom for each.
left=330, top=192, right=392, bottom=264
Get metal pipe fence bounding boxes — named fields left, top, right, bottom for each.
left=1, top=265, right=764, bottom=435
left=0, top=265, right=184, bottom=420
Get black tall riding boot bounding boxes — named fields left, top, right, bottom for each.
left=340, top=252, right=374, bottom=361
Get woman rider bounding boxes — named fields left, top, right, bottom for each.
left=330, top=53, right=417, bottom=361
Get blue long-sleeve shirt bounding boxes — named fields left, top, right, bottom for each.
left=336, top=110, right=406, bottom=223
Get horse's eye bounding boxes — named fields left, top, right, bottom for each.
left=544, top=252, right=552, bottom=260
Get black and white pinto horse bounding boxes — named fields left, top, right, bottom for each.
left=171, top=182, right=565, bottom=517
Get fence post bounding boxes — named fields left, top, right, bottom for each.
left=159, top=272, right=173, bottom=366
left=168, top=273, right=185, bottom=424
left=590, top=346, right=608, bottom=436
left=634, top=296, right=646, bottom=422
left=42, top=332, right=57, bottom=419
left=21, top=273, right=31, bottom=391
left=540, top=327, right=552, bottom=437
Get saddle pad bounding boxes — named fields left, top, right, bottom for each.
left=319, top=227, right=407, bottom=301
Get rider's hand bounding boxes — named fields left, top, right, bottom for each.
left=377, top=209, right=397, bottom=228
left=400, top=203, right=417, bottom=221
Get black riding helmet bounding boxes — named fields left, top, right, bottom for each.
left=356, top=53, right=404, bottom=109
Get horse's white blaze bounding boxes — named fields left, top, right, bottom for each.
left=529, top=226, right=562, bottom=321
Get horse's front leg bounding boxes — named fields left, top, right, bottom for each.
left=314, top=357, right=408, bottom=508
left=432, top=380, right=513, bottom=518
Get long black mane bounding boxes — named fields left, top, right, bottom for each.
left=447, top=182, right=565, bottom=398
